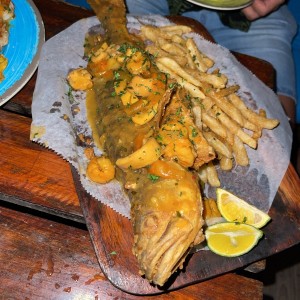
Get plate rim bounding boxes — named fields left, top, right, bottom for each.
left=185, top=0, right=253, bottom=10
left=0, top=0, right=45, bottom=106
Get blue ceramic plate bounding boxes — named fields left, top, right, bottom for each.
left=0, top=0, right=45, bottom=106
left=186, top=0, right=253, bottom=10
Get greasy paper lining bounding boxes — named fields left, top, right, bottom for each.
left=31, top=15, right=292, bottom=219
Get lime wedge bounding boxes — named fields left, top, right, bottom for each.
left=216, top=188, right=271, bottom=228
left=205, top=222, right=263, bottom=257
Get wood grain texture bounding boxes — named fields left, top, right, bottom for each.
left=279, top=164, right=300, bottom=211
left=0, top=205, right=263, bottom=299
left=0, top=109, right=83, bottom=222
left=0, top=0, right=297, bottom=297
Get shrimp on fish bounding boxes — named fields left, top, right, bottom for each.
left=67, top=68, right=93, bottom=91
left=86, top=156, right=115, bottom=184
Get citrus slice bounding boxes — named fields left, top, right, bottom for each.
left=216, top=188, right=271, bottom=228
left=205, top=222, right=263, bottom=257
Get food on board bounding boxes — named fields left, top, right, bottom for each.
left=66, top=0, right=277, bottom=286
left=205, top=222, right=263, bottom=257
left=217, top=188, right=271, bottom=228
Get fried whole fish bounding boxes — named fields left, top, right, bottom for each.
left=87, top=0, right=137, bottom=44
left=131, top=163, right=204, bottom=285
left=81, top=0, right=205, bottom=286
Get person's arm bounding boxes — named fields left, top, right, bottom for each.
left=242, top=0, right=285, bottom=20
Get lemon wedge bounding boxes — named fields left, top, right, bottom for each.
left=205, top=222, right=263, bottom=257
left=216, top=188, right=271, bottom=228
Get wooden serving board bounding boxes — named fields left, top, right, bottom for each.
left=72, top=16, right=300, bottom=294
left=73, top=165, right=300, bottom=295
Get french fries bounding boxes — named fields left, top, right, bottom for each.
left=186, top=38, right=214, bottom=72
left=232, top=135, right=249, bottom=166
left=138, top=24, right=279, bottom=186
left=219, top=156, right=233, bottom=171
left=203, top=131, right=232, bottom=159
left=206, top=161, right=221, bottom=187
left=227, top=93, right=279, bottom=130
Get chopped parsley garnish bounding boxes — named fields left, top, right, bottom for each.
left=114, top=71, right=121, bottom=80
left=191, top=127, right=198, bottom=137
left=148, top=174, right=160, bottom=182
left=156, top=134, right=163, bottom=142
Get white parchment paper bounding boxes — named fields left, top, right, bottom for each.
left=31, top=15, right=292, bottom=218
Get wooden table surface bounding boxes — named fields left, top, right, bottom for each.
left=0, top=0, right=299, bottom=299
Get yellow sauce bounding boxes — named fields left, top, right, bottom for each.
left=86, top=89, right=102, bottom=150
left=84, top=30, right=201, bottom=222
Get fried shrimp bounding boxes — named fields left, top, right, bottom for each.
left=86, top=156, right=115, bottom=183
left=67, top=68, right=93, bottom=90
